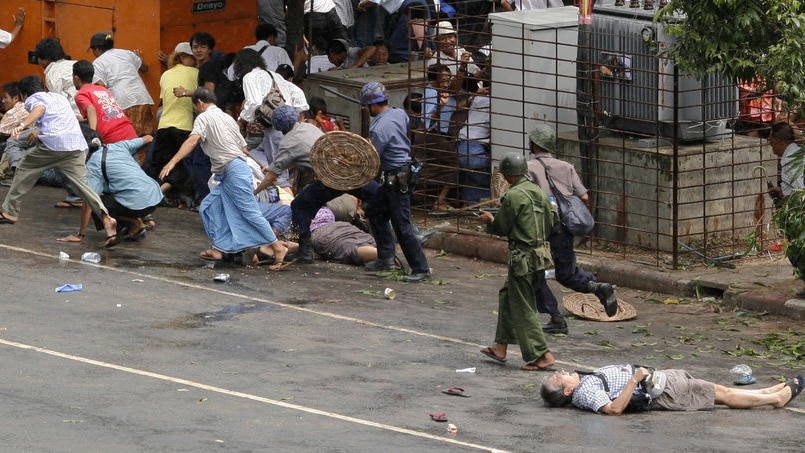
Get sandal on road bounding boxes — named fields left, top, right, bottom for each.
left=441, top=387, right=470, bottom=397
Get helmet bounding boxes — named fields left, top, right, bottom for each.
left=528, top=124, right=556, bottom=153
left=499, top=152, right=527, bottom=176
left=360, top=81, right=388, bottom=106
left=271, top=105, right=299, bottom=134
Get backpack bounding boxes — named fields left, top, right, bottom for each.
left=253, top=71, right=286, bottom=127
left=578, top=365, right=653, bottom=413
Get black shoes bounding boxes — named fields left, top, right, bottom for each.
left=542, top=313, right=568, bottom=334
left=403, top=271, right=432, bottom=282
left=364, top=257, right=400, bottom=272
left=589, top=281, right=618, bottom=317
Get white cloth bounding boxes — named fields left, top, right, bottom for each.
left=192, top=105, right=248, bottom=174
left=304, top=0, right=336, bottom=13
left=92, top=48, right=154, bottom=110
left=238, top=69, right=309, bottom=121
left=425, top=48, right=479, bottom=77
left=225, top=40, right=293, bottom=80
left=308, top=55, right=335, bottom=73
left=458, top=95, right=490, bottom=142
left=505, top=0, right=564, bottom=9
left=369, top=0, right=404, bottom=14
left=781, top=142, right=805, bottom=196
left=44, top=60, right=84, bottom=118
left=0, top=28, right=12, bottom=48
left=333, top=0, right=355, bottom=28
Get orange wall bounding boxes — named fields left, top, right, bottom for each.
left=0, top=0, right=256, bottom=105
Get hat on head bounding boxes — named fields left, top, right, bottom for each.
left=271, top=105, right=299, bottom=134
left=359, top=81, right=388, bottom=106
left=435, top=21, right=456, bottom=37
left=528, top=124, right=557, bottom=153
left=88, top=32, right=110, bottom=50
left=174, top=42, right=193, bottom=56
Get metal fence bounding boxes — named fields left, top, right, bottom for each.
left=404, top=2, right=782, bottom=270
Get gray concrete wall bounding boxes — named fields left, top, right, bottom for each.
left=555, top=133, right=777, bottom=252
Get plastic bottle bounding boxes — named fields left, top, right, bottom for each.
left=267, top=186, right=280, bottom=203
left=81, top=252, right=101, bottom=263
left=548, top=195, right=559, bottom=211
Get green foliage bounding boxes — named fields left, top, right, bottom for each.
left=657, top=0, right=805, bottom=108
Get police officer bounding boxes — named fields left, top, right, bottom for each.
left=361, top=81, right=432, bottom=282
left=525, top=124, right=618, bottom=334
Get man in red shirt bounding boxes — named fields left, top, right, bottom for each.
left=72, top=59, right=137, bottom=144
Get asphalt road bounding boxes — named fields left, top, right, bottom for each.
left=1, top=186, right=803, bottom=452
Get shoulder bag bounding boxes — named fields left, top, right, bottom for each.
left=535, top=157, right=595, bottom=236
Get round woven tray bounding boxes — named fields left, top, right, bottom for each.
left=310, top=131, right=380, bottom=191
left=562, top=292, right=637, bottom=322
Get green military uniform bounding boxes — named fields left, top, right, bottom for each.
left=487, top=176, right=556, bottom=362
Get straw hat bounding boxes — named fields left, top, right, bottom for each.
left=562, top=292, right=636, bottom=322
left=310, top=131, right=380, bottom=191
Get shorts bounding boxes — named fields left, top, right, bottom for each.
left=652, top=369, right=716, bottom=411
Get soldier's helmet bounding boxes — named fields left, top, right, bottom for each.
left=499, top=152, right=527, bottom=176
left=528, top=124, right=556, bottom=153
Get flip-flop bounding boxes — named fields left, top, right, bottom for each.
left=480, top=347, right=507, bottom=363
left=199, top=249, right=224, bottom=261
left=441, top=387, right=469, bottom=397
left=429, top=412, right=448, bottom=422
left=784, top=375, right=804, bottom=406
left=104, top=234, right=121, bottom=248
left=0, top=212, right=16, bottom=225
left=268, top=259, right=295, bottom=271
left=126, top=226, right=147, bottom=242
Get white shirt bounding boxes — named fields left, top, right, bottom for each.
left=225, top=40, right=293, bottom=80
left=305, top=0, right=335, bottom=13
left=44, top=59, right=83, bottom=117
left=458, top=95, right=490, bottom=142
left=781, top=142, right=805, bottom=196
left=308, top=55, right=335, bottom=73
left=425, top=47, right=479, bottom=77
left=93, top=48, right=154, bottom=109
left=0, top=29, right=12, bottom=48
left=237, top=68, right=308, bottom=121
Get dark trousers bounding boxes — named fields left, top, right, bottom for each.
left=291, top=180, right=379, bottom=243
left=367, top=184, right=430, bottom=274
left=535, top=226, right=595, bottom=314
left=183, top=144, right=211, bottom=203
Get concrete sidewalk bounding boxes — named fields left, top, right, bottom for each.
left=424, top=229, right=805, bottom=320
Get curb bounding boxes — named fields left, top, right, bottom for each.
left=422, top=230, right=805, bottom=320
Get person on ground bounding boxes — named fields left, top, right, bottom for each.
left=72, top=60, right=138, bottom=145
left=88, top=31, right=156, bottom=141
left=476, top=152, right=556, bottom=371
left=158, top=87, right=288, bottom=270
left=58, top=132, right=162, bottom=244
left=310, top=206, right=378, bottom=265
left=0, top=7, right=24, bottom=49
left=0, top=75, right=119, bottom=247
left=541, top=364, right=803, bottom=415
left=525, top=124, right=618, bottom=334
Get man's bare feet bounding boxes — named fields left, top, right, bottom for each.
left=268, top=242, right=289, bottom=271
left=521, top=351, right=556, bottom=371
left=57, top=234, right=83, bottom=243
left=102, top=215, right=120, bottom=248
left=199, top=249, right=224, bottom=261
